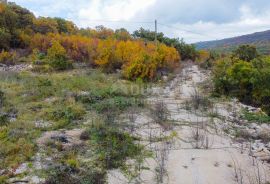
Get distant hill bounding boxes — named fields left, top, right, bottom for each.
left=195, top=30, right=270, bottom=54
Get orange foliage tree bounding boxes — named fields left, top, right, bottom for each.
left=197, top=50, right=210, bottom=62
left=29, top=33, right=180, bottom=80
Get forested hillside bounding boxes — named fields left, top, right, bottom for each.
left=0, top=2, right=200, bottom=81
left=195, top=30, right=270, bottom=54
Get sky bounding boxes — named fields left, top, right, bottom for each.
left=11, top=0, right=270, bottom=43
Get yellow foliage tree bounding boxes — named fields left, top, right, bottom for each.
left=95, top=39, right=119, bottom=72
left=197, top=50, right=210, bottom=62
left=46, top=41, right=72, bottom=70
left=0, top=3, right=5, bottom=13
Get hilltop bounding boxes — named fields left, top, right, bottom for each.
left=195, top=30, right=270, bottom=54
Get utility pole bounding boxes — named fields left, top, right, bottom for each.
left=155, top=19, right=158, bottom=50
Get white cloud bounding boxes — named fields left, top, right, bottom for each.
left=78, top=0, right=156, bottom=26
left=12, top=0, right=270, bottom=43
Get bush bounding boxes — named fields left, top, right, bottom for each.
left=197, top=50, right=219, bottom=69
left=44, top=165, right=78, bottom=184
left=79, top=130, right=90, bottom=140
left=133, top=28, right=196, bottom=60
left=48, top=104, right=86, bottom=128
left=46, top=41, right=73, bottom=70
left=0, top=90, right=4, bottom=108
left=88, top=125, right=143, bottom=169
left=213, top=55, right=270, bottom=115
left=0, top=113, right=9, bottom=126
left=66, top=158, right=79, bottom=169
left=0, top=28, right=11, bottom=50
left=242, top=110, right=270, bottom=124
left=0, top=51, right=17, bottom=65
left=44, top=164, right=106, bottom=184
left=232, top=45, right=259, bottom=62
left=49, top=59, right=73, bottom=71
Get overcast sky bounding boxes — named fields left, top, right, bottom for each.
left=12, top=0, right=270, bottom=43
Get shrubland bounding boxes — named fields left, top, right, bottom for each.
left=0, top=69, right=147, bottom=183
left=0, top=2, right=187, bottom=81
left=209, top=45, right=270, bottom=115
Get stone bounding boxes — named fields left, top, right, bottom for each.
left=162, top=76, right=168, bottom=81
left=32, top=176, right=44, bottom=184
left=246, top=129, right=257, bottom=137
left=0, top=63, right=7, bottom=67
left=51, top=134, right=69, bottom=143
left=37, top=129, right=85, bottom=150
left=261, top=124, right=270, bottom=130
left=0, top=170, right=5, bottom=175
left=35, top=120, right=52, bottom=128
left=14, top=163, right=28, bottom=175
left=253, top=150, right=270, bottom=162
left=78, top=91, right=90, bottom=96
left=250, top=123, right=259, bottom=130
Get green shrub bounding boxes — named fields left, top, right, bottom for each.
left=0, top=175, right=8, bottom=184
left=44, top=164, right=106, bottom=184
left=66, top=158, right=79, bottom=169
left=89, top=125, right=143, bottom=169
left=49, top=105, right=86, bottom=123
left=0, top=28, right=11, bottom=50
left=0, top=138, right=35, bottom=169
left=232, top=45, right=259, bottom=62
left=242, top=110, right=270, bottom=124
left=0, top=114, right=9, bottom=126
left=37, top=78, right=52, bottom=87
left=46, top=41, right=73, bottom=71
left=0, top=90, right=4, bottom=108
left=90, top=97, right=143, bottom=114
left=49, top=59, right=73, bottom=71
left=213, top=55, right=270, bottom=115
left=0, top=51, right=17, bottom=65
left=44, top=165, right=77, bottom=184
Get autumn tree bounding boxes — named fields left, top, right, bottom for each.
left=8, top=3, right=34, bottom=29
left=95, top=25, right=114, bottom=39
left=46, top=41, right=72, bottom=70
left=95, top=39, right=118, bottom=72
left=133, top=28, right=197, bottom=61
left=33, top=17, right=58, bottom=34
left=0, top=2, right=35, bottom=48
left=115, top=28, right=132, bottom=41
left=54, top=18, right=78, bottom=34
left=0, top=28, right=11, bottom=49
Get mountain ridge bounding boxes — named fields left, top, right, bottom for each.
left=195, top=29, right=270, bottom=54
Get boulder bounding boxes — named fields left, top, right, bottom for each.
left=37, top=129, right=85, bottom=151
left=261, top=124, right=270, bottom=131
left=253, top=150, right=270, bottom=162
left=51, top=134, right=69, bottom=143
left=14, top=163, right=28, bottom=175
left=249, top=123, right=259, bottom=130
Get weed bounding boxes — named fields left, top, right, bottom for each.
left=242, top=109, right=270, bottom=124
left=88, top=125, right=144, bottom=170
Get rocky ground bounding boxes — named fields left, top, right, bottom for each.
left=109, top=63, right=270, bottom=184
left=4, top=63, right=269, bottom=184
left=0, top=63, right=32, bottom=72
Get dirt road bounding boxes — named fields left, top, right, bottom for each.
left=109, top=64, right=270, bottom=184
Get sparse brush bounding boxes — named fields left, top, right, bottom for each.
left=151, top=101, right=171, bottom=130
left=190, top=88, right=212, bottom=112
